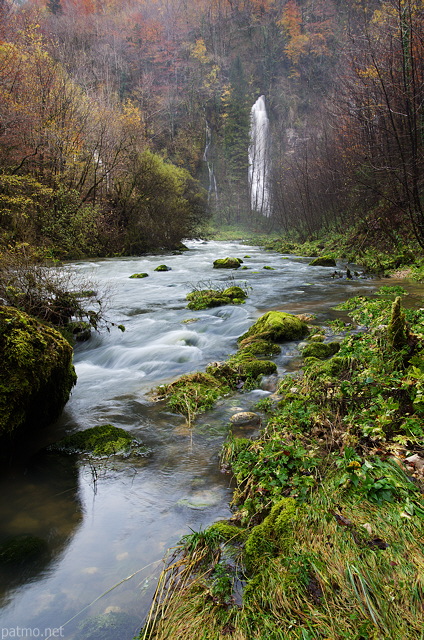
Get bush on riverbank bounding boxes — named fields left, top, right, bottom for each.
left=141, top=288, right=424, bottom=640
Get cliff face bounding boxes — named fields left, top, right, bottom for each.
left=0, top=306, right=77, bottom=440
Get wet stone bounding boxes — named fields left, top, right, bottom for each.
left=229, top=412, right=261, bottom=426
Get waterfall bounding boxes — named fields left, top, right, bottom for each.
left=249, top=95, right=271, bottom=216
left=203, top=121, right=218, bottom=203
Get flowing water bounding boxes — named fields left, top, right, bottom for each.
left=0, top=241, right=387, bottom=639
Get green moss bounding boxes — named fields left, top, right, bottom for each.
left=50, top=424, right=147, bottom=458
left=309, top=334, right=325, bottom=342
left=309, top=256, right=336, bottom=267
left=303, top=355, right=351, bottom=380
left=302, top=341, right=340, bottom=359
left=154, top=372, right=229, bottom=423
left=154, top=264, right=171, bottom=271
left=244, top=498, right=297, bottom=573
left=213, top=257, right=242, bottom=269
left=0, top=306, right=77, bottom=436
left=0, top=534, right=47, bottom=564
left=207, top=521, right=247, bottom=542
left=238, top=339, right=281, bottom=357
left=186, top=286, right=247, bottom=310
left=388, top=296, right=408, bottom=351
left=230, top=356, right=277, bottom=379
left=129, top=272, right=149, bottom=278
left=222, top=286, right=247, bottom=300
left=238, top=311, right=309, bottom=344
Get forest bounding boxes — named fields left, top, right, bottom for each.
left=0, top=0, right=422, bottom=262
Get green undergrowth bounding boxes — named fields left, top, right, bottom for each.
left=264, top=232, right=424, bottom=279
left=141, top=287, right=424, bottom=640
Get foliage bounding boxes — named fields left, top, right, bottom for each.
left=0, top=245, right=107, bottom=333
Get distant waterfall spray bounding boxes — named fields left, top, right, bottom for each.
left=203, top=121, right=218, bottom=203
left=249, top=95, right=271, bottom=216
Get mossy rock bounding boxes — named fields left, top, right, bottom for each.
left=229, top=355, right=277, bottom=380
left=207, top=521, right=247, bottom=543
left=302, top=342, right=340, bottom=360
left=67, top=321, right=92, bottom=342
left=244, top=498, right=297, bottom=573
left=129, top=272, right=149, bottom=278
left=238, top=338, right=281, bottom=357
left=0, top=534, right=48, bottom=564
left=263, top=265, right=275, bottom=270
left=304, top=355, right=352, bottom=380
left=0, top=306, right=77, bottom=437
left=239, top=311, right=309, bottom=344
left=213, top=257, right=243, bottom=269
left=154, top=264, right=171, bottom=271
left=186, top=286, right=247, bottom=310
left=309, top=334, right=325, bottom=342
left=309, top=256, right=336, bottom=267
left=222, top=286, right=247, bottom=300
left=50, top=424, right=147, bottom=458
left=155, top=372, right=228, bottom=419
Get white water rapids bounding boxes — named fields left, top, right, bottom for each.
left=0, top=240, right=382, bottom=639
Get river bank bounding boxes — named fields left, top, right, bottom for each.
left=141, top=285, right=424, bottom=640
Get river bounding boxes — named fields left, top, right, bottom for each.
left=0, top=240, right=384, bottom=639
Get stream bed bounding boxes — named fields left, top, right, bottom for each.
left=0, top=240, right=386, bottom=638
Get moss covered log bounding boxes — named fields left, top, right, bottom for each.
left=0, top=305, right=77, bottom=437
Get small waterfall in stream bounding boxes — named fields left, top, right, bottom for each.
left=249, top=95, right=271, bottom=216
left=203, top=121, right=218, bottom=203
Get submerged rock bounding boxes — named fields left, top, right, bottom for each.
left=229, top=412, right=261, bottom=426
left=213, top=257, right=243, bottom=269
left=75, top=611, right=141, bottom=640
left=309, top=256, right=336, bottom=267
left=0, top=534, right=48, bottom=565
left=239, top=311, right=309, bottom=344
left=0, top=306, right=76, bottom=439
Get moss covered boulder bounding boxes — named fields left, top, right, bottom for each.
left=186, top=286, right=247, bottom=310
left=154, top=264, right=171, bottom=272
left=302, top=341, right=340, bottom=359
left=129, top=272, right=149, bottom=278
left=309, top=256, right=336, bottom=267
left=50, top=424, right=148, bottom=458
left=0, top=306, right=77, bottom=438
left=239, top=311, right=309, bottom=344
left=213, top=257, right=242, bottom=269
